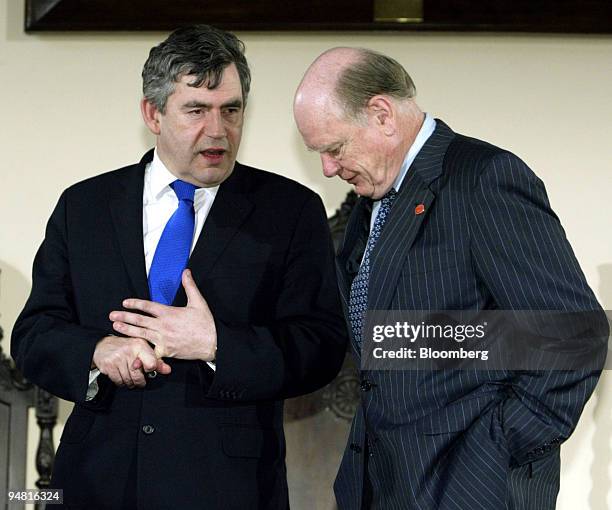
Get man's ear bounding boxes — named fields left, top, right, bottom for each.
left=366, top=95, right=395, bottom=136
left=141, top=98, right=162, bottom=136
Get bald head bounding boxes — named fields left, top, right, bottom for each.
left=294, top=47, right=361, bottom=119
left=294, top=47, right=417, bottom=124
left=293, top=47, right=423, bottom=199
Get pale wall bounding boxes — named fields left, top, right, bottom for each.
left=1, top=0, right=611, bottom=507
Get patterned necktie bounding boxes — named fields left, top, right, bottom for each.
left=348, top=188, right=397, bottom=348
left=148, top=180, right=197, bottom=305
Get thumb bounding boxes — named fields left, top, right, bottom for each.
left=156, top=359, right=172, bottom=375
left=154, top=344, right=167, bottom=359
left=182, top=269, right=206, bottom=308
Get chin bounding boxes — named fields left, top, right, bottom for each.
left=193, top=165, right=234, bottom=187
left=353, top=184, right=374, bottom=198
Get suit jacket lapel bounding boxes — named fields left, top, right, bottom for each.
left=175, top=162, right=254, bottom=305
left=368, top=120, right=456, bottom=312
left=367, top=170, right=434, bottom=312
left=109, top=150, right=151, bottom=300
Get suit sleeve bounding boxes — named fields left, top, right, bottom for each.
left=205, top=193, right=349, bottom=401
left=11, top=191, right=113, bottom=407
left=468, top=152, right=607, bottom=467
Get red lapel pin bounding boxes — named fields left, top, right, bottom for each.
left=415, top=204, right=425, bottom=215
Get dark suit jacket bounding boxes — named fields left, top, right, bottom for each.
left=333, top=121, right=605, bottom=510
left=11, top=150, right=348, bottom=509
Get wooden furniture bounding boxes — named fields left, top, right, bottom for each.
left=0, top=325, right=58, bottom=510
left=25, top=0, right=612, bottom=33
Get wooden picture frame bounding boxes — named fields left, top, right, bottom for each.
left=25, top=0, right=612, bottom=33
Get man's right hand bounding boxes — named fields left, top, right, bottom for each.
left=91, top=336, right=171, bottom=388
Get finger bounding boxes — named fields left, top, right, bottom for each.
left=113, top=321, right=157, bottom=343
left=109, top=310, right=155, bottom=329
left=132, top=358, right=143, bottom=370
left=182, top=269, right=206, bottom=308
left=120, top=360, right=136, bottom=389
left=156, top=359, right=172, bottom=375
left=129, top=363, right=146, bottom=388
left=108, top=367, right=125, bottom=387
left=154, top=344, right=168, bottom=359
left=113, top=358, right=135, bottom=388
left=135, top=344, right=161, bottom=372
left=122, top=298, right=168, bottom=318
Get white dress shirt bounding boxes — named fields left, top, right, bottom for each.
left=87, top=150, right=219, bottom=400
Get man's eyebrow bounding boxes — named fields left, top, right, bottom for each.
left=221, top=99, right=243, bottom=109
left=181, top=98, right=243, bottom=109
left=314, top=142, right=341, bottom=153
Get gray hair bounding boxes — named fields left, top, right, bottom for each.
left=142, top=25, right=251, bottom=113
left=335, top=48, right=416, bottom=119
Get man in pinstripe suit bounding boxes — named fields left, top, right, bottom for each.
left=293, top=47, right=605, bottom=509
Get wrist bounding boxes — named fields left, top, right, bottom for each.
left=200, top=334, right=217, bottom=362
left=91, top=335, right=114, bottom=369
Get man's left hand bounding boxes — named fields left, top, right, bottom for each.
left=109, top=269, right=217, bottom=361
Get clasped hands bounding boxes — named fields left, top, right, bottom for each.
left=92, top=269, right=217, bottom=388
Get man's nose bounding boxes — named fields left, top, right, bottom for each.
left=321, top=153, right=341, bottom=178
left=205, top=111, right=225, bottom=139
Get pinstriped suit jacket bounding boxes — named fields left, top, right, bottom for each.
left=333, top=120, right=604, bottom=510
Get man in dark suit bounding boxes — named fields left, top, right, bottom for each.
left=11, top=26, right=347, bottom=509
left=293, top=47, right=606, bottom=509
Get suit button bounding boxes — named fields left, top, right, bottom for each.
left=142, top=425, right=155, bottom=435
left=350, top=443, right=362, bottom=453
left=360, top=380, right=373, bottom=392
left=147, top=370, right=157, bottom=379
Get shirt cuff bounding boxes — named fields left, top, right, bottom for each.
left=86, top=368, right=101, bottom=401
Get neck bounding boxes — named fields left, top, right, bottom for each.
left=398, top=107, right=425, bottom=156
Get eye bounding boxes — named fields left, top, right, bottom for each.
left=188, top=109, right=202, bottom=116
left=223, top=107, right=241, bottom=116
left=327, top=145, right=343, bottom=158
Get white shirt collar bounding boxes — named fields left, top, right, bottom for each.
left=392, top=113, right=436, bottom=192
left=147, top=149, right=219, bottom=209
left=149, top=150, right=179, bottom=200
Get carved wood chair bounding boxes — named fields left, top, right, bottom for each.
left=0, top=325, right=57, bottom=510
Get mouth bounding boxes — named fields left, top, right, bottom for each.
left=200, top=148, right=226, bottom=163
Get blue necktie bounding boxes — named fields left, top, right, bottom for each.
left=348, top=188, right=397, bottom=349
left=148, top=180, right=197, bottom=305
